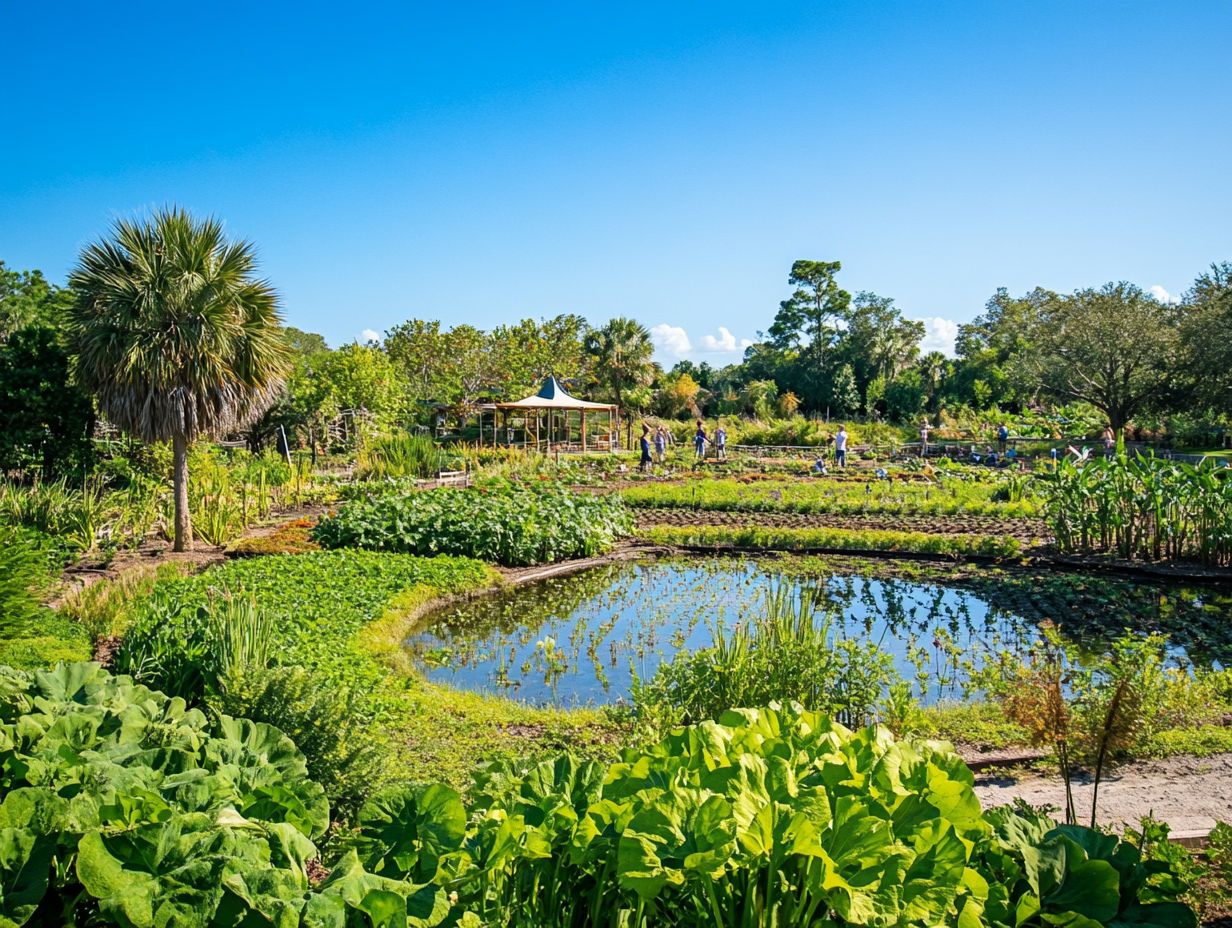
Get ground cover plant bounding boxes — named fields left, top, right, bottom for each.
left=1043, top=454, right=1232, bottom=566
left=314, top=481, right=632, bottom=566
left=621, top=474, right=1040, bottom=518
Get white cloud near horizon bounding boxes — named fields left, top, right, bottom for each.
left=360, top=328, right=381, bottom=343
left=1148, top=284, right=1180, bottom=304
left=650, top=323, right=692, bottom=358
left=916, top=317, right=959, bottom=357
left=699, top=326, right=753, bottom=354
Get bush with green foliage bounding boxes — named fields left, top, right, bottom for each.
left=0, top=662, right=466, bottom=927
left=0, top=325, right=96, bottom=478
left=348, top=704, right=1195, bottom=928
left=314, top=481, right=632, bottom=566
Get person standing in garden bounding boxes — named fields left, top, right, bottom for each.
left=654, top=425, right=668, bottom=464
left=714, top=422, right=728, bottom=460
left=1103, top=426, right=1115, bottom=458
left=998, top=423, right=1009, bottom=455
left=693, top=420, right=709, bottom=462
left=919, top=421, right=930, bottom=457
left=639, top=424, right=653, bottom=472
left=834, top=424, right=848, bottom=468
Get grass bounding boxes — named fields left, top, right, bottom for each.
left=620, top=475, right=1040, bottom=518
left=0, top=609, right=92, bottom=671
left=117, top=550, right=623, bottom=786
left=643, top=523, right=1024, bottom=558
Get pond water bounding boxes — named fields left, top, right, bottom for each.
left=408, top=557, right=1232, bottom=707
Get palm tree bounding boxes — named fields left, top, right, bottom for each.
left=584, top=317, right=656, bottom=408
left=67, top=208, right=289, bottom=551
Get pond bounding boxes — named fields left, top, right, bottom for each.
left=408, top=557, right=1232, bottom=707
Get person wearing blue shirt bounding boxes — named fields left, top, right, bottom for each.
left=998, top=423, right=1009, bottom=455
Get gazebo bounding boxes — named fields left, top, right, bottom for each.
left=481, top=376, right=618, bottom=452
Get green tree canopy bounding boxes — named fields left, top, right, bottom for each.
left=584, top=317, right=656, bottom=408
left=1030, top=283, right=1179, bottom=435
left=0, top=326, right=95, bottom=477
left=67, top=208, right=289, bottom=551
left=0, top=261, right=76, bottom=340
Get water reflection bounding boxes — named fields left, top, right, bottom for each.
left=408, top=557, right=1231, bottom=707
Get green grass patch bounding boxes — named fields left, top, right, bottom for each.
left=643, top=523, right=1023, bottom=558
left=0, top=608, right=92, bottom=671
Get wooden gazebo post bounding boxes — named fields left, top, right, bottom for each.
left=581, top=410, right=587, bottom=452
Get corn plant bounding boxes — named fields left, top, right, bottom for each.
left=1041, top=454, right=1232, bottom=566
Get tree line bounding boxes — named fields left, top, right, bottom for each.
left=3, top=220, right=1230, bottom=494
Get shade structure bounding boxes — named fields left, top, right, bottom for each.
left=485, top=376, right=618, bottom=452
left=494, top=375, right=616, bottom=411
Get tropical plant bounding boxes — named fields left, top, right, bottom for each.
left=1041, top=454, right=1232, bottom=566
left=314, top=482, right=632, bottom=566
left=584, top=317, right=656, bottom=409
left=67, top=208, right=290, bottom=551
left=0, top=662, right=460, bottom=927
left=347, top=705, right=1193, bottom=928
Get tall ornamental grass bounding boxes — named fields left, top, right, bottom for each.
left=1043, top=454, right=1232, bottom=566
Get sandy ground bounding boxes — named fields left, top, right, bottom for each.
left=974, top=753, right=1232, bottom=835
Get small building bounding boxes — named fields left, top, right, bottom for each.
left=480, top=376, right=618, bottom=452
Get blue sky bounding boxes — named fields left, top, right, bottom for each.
left=2, top=1, right=1229, bottom=362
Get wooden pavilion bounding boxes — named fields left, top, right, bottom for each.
left=480, top=376, right=618, bottom=452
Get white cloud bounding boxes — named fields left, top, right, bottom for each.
left=360, top=328, right=381, bottom=343
left=649, top=323, right=692, bottom=358
left=917, top=317, right=959, bottom=358
left=1149, top=285, right=1179, bottom=304
left=699, top=326, right=750, bottom=353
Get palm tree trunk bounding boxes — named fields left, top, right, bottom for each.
left=172, top=434, right=193, bottom=552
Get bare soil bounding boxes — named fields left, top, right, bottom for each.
left=974, top=753, right=1232, bottom=836
left=634, top=508, right=1047, bottom=543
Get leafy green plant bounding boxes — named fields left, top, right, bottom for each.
left=358, top=705, right=1192, bottom=928
left=1042, top=454, right=1232, bottom=566
left=357, top=433, right=451, bottom=481
left=314, top=481, right=633, bottom=566
left=210, top=663, right=387, bottom=821
left=0, top=525, right=52, bottom=635
left=0, top=662, right=462, bottom=927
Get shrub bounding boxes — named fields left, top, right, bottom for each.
left=314, top=481, right=633, bottom=566
left=56, top=562, right=189, bottom=640
left=210, top=663, right=387, bottom=821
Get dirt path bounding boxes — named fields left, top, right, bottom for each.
left=974, top=753, right=1232, bottom=836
